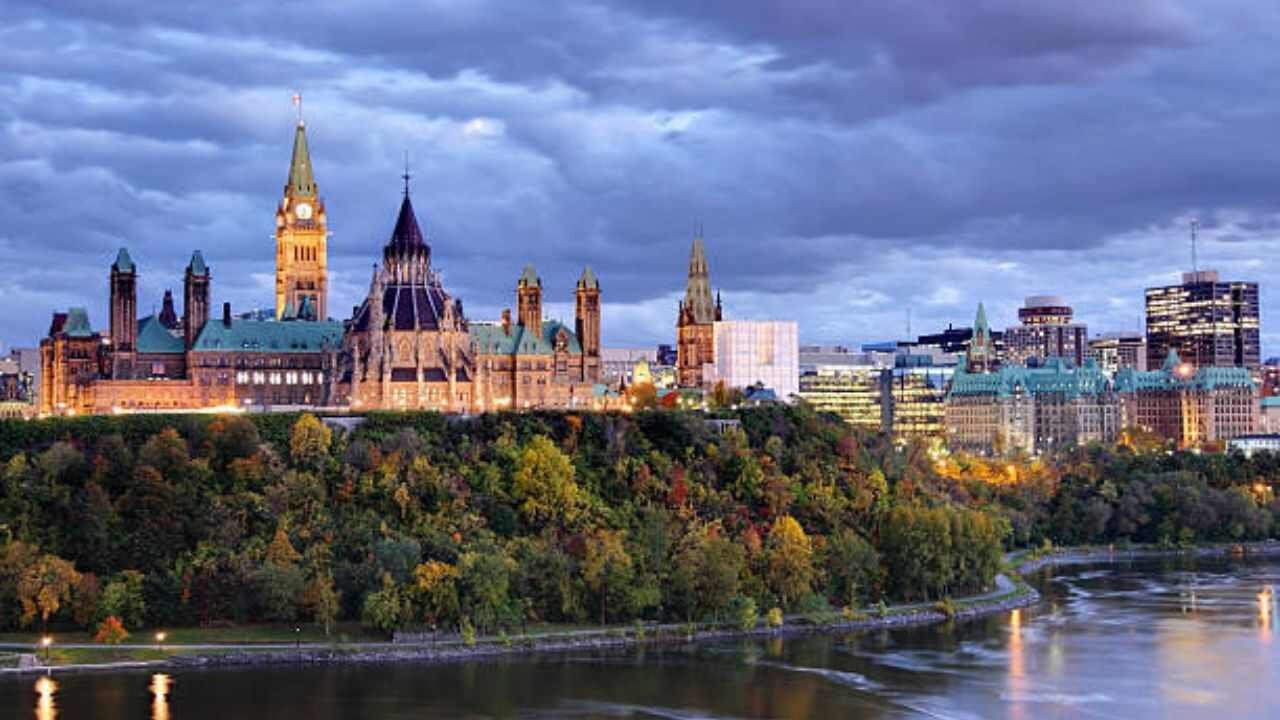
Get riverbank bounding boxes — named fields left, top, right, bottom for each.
left=2, top=574, right=1039, bottom=675
left=14, top=539, right=1277, bottom=676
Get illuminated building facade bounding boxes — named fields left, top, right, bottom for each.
left=708, top=321, right=799, bottom=401
left=676, top=234, right=722, bottom=388
left=1114, top=348, right=1257, bottom=447
left=945, top=357, right=1118, bottom=454
left=1003, top=296, right=1088, bottom=367
left=800, top=367, right=887, bottom=431
left=0, top=350, right=37, bottom=419
left=336, top=189, right=606, bottom=412
left=799, top=350, right=950, bottom=439
left=274, top=119, right=328, bottom=321
left=1145, top=270, right=1259, bottom=372
left=1088, top=332, right=1147, bottom=374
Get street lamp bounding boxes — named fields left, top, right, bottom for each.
left=155, top=632, right=166, bottom=651
left=40, top=636, right=52, bottom=664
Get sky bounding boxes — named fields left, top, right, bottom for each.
left=2, top=1, right=1279, bottom=354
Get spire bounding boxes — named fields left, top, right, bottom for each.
left=187, top=250, right=208, bottom=276
left=683, top=233, right=715, bottom=324
left=519, top=264, right=541, bottom=288
left=112, top=247, right=135, bottom=273
left=577, top=265, right=599, bottom=290
left=1162, top=347, right=1181, bottom=372
left=384, top=193, right=428, bottom=260
left=287, top=122, right=316, bottom=197
left=974, top=302, right=989, bottom=341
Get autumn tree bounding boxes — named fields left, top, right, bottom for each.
left=413, top=560, right=460, bottom=629
left=94, top=615, right=129, bottom=645
left=302, top=574, right=340, bottom=636
left=582, top=529, right=634, bottom=625
left=290, top=414, right=332, bottom=470
left=512, top=435, right=581, bottom=528
left=18, top=553, right=81, bottom=632
left=766, top=515, right=813, bottom=607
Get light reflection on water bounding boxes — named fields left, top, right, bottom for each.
left=8, top=558, right=1280, bottom=719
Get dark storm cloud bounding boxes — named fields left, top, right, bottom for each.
left=2, top=0, right=1280, bottom=352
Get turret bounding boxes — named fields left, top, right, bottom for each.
left=184, top=250, right=210, bottom=350
left=517, top=264, right=542, bottom=337
left=109, top=248, right=137, bottom=351
left=575, top=265, right=601, bottom=357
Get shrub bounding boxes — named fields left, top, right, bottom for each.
left=726, top=594, right=757, bottom=631
left=935, top=597, right=957, bottom=620
left=94, top=615, right=129, bottom=645
left=461, top=617, right=476, bottom=647
left=794, top=592, right=832, bottom=625
left=766, top=607, right=783, bottom=628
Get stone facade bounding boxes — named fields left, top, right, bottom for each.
left=676, top=234, right=722, bottom=388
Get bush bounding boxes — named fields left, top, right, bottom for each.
left=460, top=617, right=476, bottom=647
left=766, top=607, right=783, bottom=628
left=727, top=594, right=757, bottom=631
left=794, top=592, right=832, bottom=625
left=935, top=597, right=957, bottom=620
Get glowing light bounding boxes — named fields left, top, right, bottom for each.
left=35, top=676, right=57, bottom=720
left=150, top=674, right=172, bottom=720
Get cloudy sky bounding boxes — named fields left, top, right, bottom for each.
left=2, top=1, right=1278, bottom=354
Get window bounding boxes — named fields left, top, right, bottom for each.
left=269, top=372, right=282, bottom=385
left=286, top=371, right=298, bottom=385
left=252, top=371, right=266, bottom=385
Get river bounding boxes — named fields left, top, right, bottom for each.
left=5, top=556, right=1279, bottom=719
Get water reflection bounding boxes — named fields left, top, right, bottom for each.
left=34, top=676, right=57, bottom=720
left=1006, top=609, right=1026, bottom=720
left=151, top=673, right=172, bottom=720
left=1259, top=586, right=1275, bottom=642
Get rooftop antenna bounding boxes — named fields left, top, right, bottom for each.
left=402, top=152, right=412, bottom=196
left=906, top=307, right=912, bottom=339
left=292, top=91, right=303, bottom=127
left=1190, top=217, right=1199, bottom=275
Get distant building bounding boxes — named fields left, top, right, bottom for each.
left=1262, top=397, right=1280, bottom=433
left=800, top=365, right=888, bottom=431
left=676, top=233, right=722, bottom=388
left=915, top=321, right=1004, bottom=359
left=1145, top=270, right=1259, bottom=372
left=0, top=350, right=37, bottom=419
left=1003, top=296, right=1088, bottom=367
left=946, top=357, right=1118, bottom=455
left=602, top=348, right=658, bottom=384
left=709, top=320, right=799, bottom=401
left=799, top=347, right=951, bottom=438
left=1088, top=332, right=1147, bottom=374
left=1114, top=348, right=1257, bottom=447
left=1228, top=434, right=1280, bottom=457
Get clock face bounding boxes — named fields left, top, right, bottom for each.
left=295, top=202, right=313, bottom=220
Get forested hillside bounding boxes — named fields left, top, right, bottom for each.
left=0, top=406, right=1275, bottom=638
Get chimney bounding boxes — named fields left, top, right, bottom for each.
left=222, top=302, right=232, bottom=327
left=501, top=309, right=511, bottom=336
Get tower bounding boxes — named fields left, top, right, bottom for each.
left=274, top=109, right=328, bottom=320
left=184, top=251, right=210, bottom=350
left=109, top=248, right=137, bottom=351
left=517, top=264, right=542, bottom=337
left=966, top=302, right=994, bottom=373
left=677, top=231, right=720, bottom=387
left=575, top=266, right=601, bottom=364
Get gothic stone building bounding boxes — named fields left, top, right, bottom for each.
left=335, top=190, right=607, bottom=412
left=676, top=234, right=722, bottom=388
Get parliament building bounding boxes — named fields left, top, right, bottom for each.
left=40, top=114, right=609, bottom=416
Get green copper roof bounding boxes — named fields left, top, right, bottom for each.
left=1261, top=396, right=1280, bottom=407
left=578, top=265, right=599, bottom=289
left=193, top=319, right=343, bottom=353
left=949, top=357, right=1111, bottom=400
left=63, top=308, right=95, bottom=338
left=518, top=264, right=540, bottom=287
left=469, top=319, right=583, bottom=356
left=112, top=248, right=135, bottom=273
left=187, top=250, right=208, bottom=276
left=135, top=315, right=185, bottom=353
left=288, top=123, right=316, bottom=197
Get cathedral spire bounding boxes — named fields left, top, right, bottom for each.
left=287, top=122, right=316, bottom=197
left=683, top=232, right=715, bottom=324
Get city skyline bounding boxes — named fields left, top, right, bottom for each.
left=3, top=2, right=1280, bottom=354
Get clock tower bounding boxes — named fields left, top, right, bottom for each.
left=274, top=114, right=328, bottom=320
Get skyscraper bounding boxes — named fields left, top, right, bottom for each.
left=1144, top=270, right=1259, bottom=372
left=1003, top=296, right=1088, bottom=367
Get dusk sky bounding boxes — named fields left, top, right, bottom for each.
left=2, top=1, right=1278, bottom=353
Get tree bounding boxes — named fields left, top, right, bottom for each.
left=413, top=560, right=460, bottom=629
left=99, top=571, right=147, bottom=628
left=361, top=574, right=403, bottom=636
left=302, top=574, right=340, bottom=636
left=458, top=550, right=513, bottom=632
left=266, top=526, right=302, bottom=566
left=512, top=436, right=581, bottom=528
left=18, top=553, right=81, bottom=632
left=826, top=529, right=880, bottom=607
left=94, top=615, right=129, bottom=645
left=290, top=414, right=332, bottom=469
left=254, top=563, right=305, bottom=622
left=766, top=515, right=813, bottom=607
left=582, top=529, right=634, bottom=625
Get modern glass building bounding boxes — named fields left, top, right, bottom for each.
left=1145, top=270, right=1259, bottom=372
